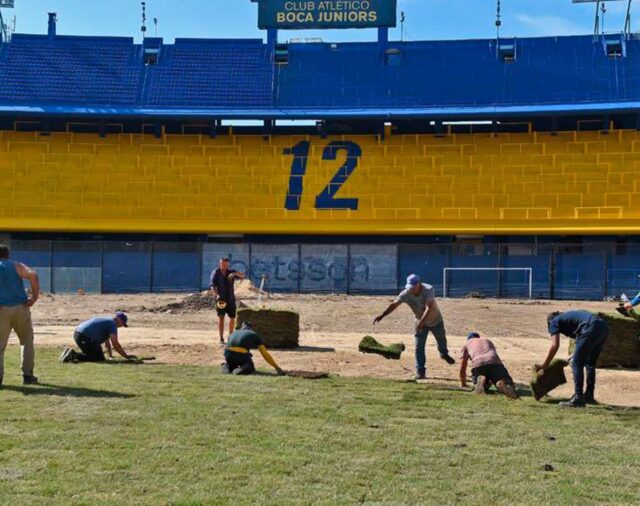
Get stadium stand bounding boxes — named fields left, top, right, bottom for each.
left=0, top=35, right=143, bottom=105
left=1, top=21, right=640, bottom=298
left=276, top=35, right=640, bottom=112
left=0, top=33, right=637, bottom=116
left=1, top=129, right=640, bottom=233
left=145, top=39, right=273, bottom=108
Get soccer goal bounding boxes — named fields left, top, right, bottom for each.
left=442, top=267, right=533, bottom=299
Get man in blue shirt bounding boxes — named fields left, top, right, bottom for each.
left=541, top=310, right=609, bottom=408
left=59, top=313, right=135, bottom=363
left=0, top=244, right=40, bottom=387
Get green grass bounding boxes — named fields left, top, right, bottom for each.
left=1, top=350, right=639, bottom=505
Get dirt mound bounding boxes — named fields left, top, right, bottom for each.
left=150, top=292, right=217, bottom=313
left=234, top=278, right=264, bottom=299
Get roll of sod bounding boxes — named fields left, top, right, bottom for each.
left=530, top=359, right=570, bottom=401
left=358, top=336, right=406, bottom=360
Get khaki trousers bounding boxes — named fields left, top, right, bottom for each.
left=0, top=304, right=35, bottom=378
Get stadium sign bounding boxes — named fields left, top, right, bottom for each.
left=258, top=0, right=397, bottom=30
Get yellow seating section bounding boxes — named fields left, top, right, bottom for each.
left=1, top=129, right=640, bottom=234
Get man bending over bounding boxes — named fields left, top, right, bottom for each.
left=374, top=274, right=455, bottom=380
left=60, top=312, right=135, bottom=363
left=223, top=322, right=285, bottom=376
left=459, top=332, right=518, bottom=399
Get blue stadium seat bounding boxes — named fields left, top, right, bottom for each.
left=0, top=35, right=143, bottom=105
left=145, top=39, right=272, bottom=108
left=0, top=33, right=637, bottom=115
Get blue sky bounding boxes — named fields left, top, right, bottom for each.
left=4, top=0, right=636, bottom=42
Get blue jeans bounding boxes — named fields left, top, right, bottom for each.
left=415, top=321, right=449, bottom=374
left=572, top=319, right=609, bottom=398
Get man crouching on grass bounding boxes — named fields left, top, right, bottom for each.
left=59, top=313, right=136, bottom=363
left=223, top=322, right=285, bottom=376
left=459, top=332, right=518, bottom=399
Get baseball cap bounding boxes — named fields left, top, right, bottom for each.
left=220, top=256, right=230, bottom=262
left=405, top=274, right=421, bottom=289
left=467, top=332, right=480, bottom=340
left=115, top=312, right=129, bottom=327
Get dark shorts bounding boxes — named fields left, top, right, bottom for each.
left=73, top=331, right=105, bottom=362
left=223, top=349, right=255, bottom=375
left=216, top=300, right=237, bottom=318
left=472, top=363, right=513, bottom=388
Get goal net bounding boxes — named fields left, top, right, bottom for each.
left=442, top=267, right=533, bottom=299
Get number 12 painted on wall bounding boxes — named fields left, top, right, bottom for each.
left=284, top=141, right=362, bottom=211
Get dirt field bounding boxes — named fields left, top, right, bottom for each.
left=6, top=288, right=640, bottom=407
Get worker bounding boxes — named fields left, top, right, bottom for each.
left=223, top=321, right=285, bottom=376
left=541, top=311, right=609, bottom=407
left=59, top=312, right=136, bottom=363
left=210, top=256, right=246, bottom=345
left=0, top=244, right=39, bottom=386
left=459, top=332, right=518, bottom=399
left=373, top=274, right=455, bottom=379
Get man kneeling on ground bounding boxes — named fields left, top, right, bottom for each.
left=59, top=312, right=135, bottom=363
left=459, top=332, right=518, bottom=399
left=223, top=322, right=285, bottom=376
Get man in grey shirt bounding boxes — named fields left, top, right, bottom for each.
left=374, top=274, right=455, bottom=379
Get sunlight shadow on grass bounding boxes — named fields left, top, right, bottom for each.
left=2, top=383, right=135, bottom=399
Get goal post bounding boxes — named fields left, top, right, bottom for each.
left=442, top=267, right=533, bottom=299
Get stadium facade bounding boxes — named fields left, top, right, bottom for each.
left=2, top=10, right=640, bottom=299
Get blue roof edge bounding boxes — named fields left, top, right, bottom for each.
left=0, top=102, right=637, bottom=120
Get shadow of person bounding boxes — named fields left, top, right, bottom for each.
left=2, top=382, right=134, bottom=399
left=513, top=382, right=534, bottom=398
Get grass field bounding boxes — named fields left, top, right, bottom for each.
left=1, top=349, right=639, bottom=505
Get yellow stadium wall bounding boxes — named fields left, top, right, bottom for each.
left=2, top=129, right=640, bottom=235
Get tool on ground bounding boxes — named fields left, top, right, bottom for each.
left=257, top=274, right=267, bottom=307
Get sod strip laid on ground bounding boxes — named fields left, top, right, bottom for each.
left=0, top=349, right=639, bottom=505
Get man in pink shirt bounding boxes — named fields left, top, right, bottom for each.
left=459, top=332, right=518, bottom=399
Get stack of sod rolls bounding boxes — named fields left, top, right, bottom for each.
left=236, top=308, right=299, bottom=349
left=568, top=312, right=640, bottom=368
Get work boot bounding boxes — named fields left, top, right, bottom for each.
left=415, top=370, right=426, bottom=380
left=616, top=305, right=631, bottom=318
left=441, top=354, right=456, bottom=365
left=23, top=375, right=38, bottom=385
left=474, top=375, right=487, bottom=394
left=496, top=380, right=519, bottom=400
left=584, top=391, right=597, bottom=405
left=59, top=347, right=74, bottom=364
left=559, top=395, right=586, bottom=408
